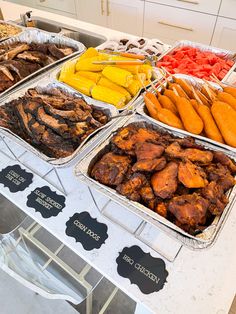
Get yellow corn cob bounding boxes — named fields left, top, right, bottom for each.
left=76, top=55, right=109, bottom=72
left=77, top=71, right=101, bottom=83
left=79, top=47, right=98, bottom=60
left=139, top=64, right=152, bottom=80
left=98, top=77, right=131, bottom=102
left=63, top=74, right=95, bottom=96
left=134, top=73, right=146, bottom=84
left=58, top=59, right=76, bottom=82
left=91, top=85, right=126, bottom=108
left=102, top=66, right=133, bottom=88
left=127, top=79, right=142, bottom=96
left=110, top=56, right=140, bottom=74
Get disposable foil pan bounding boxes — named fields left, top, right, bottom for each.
left=75, top=113, right=236, bottom=249
left=136, top=73, right=236, bottom=153
left=0, top=28, right=86, bottom=99
left=0, top=20, right=24, bottom=42
left=157, top=40, right=235, bottom=81
left=0, top=78, right=118, bottom=166
left=53, top=55, right=165, bottom=111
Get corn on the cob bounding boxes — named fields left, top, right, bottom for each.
left=63, top=74, right=95, bottom=96
left=79, top=47, right=98, bottom=60
left=98, top=77, right=131, bottom=102
left=109, top=56, right=141, bottom=74
left=139, top=64, right=152, bottom=80
left=91, top=85, right=126, bottom=108
left=102, top=66, right=133, bottom=88
left=134, top=73, right=146, bottom=83
left=76, top=55, right=108, bottom=72
left=77, top=71, right=101, bottom=83
left=127, top=79, right=142, bottom=96
left=59, top=59, right=76, bottom=82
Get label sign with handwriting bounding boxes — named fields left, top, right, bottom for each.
left=116, top=245, right=168, bottom=294
left=65, top=212, right=108, bottom=251
left=0, top=165, right=33, bottom=193
left=27, top=186, right=65, bottom=218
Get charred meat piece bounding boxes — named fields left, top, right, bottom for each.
left=2, top=60, right=41, bottom=79
left=206, top=163, right=235, bottom=191
left=151, top=162, right=178, bottom=199
left=135, top=142, right=164, bottom=160
left=165, top=142, right=213, bottom=164
left=48, top=44, right=74, bottom=59
left=178, top=161, right=208, bottom=188
left=112, top=125, right=159, bottom=155
left=0, top=73, right=15, bottom=92
left=15, top=102, right=33, bottom=137
left=132, top=156, right=166, bottom=172
left=213, top=151, right=236, bottom=173
left=155, top=202, right=167, bottom=218
left=91, top=152, right=131, bottom=186
left=0, top=65, right=14, bottom=81
left=168, top=193, right=209, bottom=227
left=116, top=173, right=147, bottom=201
left=1, top=43, right=29, bottom=60
left=17, top=51, right=53, bottom=66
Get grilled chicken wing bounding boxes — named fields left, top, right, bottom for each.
left=168, top=193, right=209, bottom=227
left=213, top=151, right=236, bottom=173
left=91, top=152, right=131, bottom=186
left=165, top=142, right=213, bottom=164
left=151, top=162, right=178, bottom=199
left=116, top=173, right=147, bottom=201
left=135, top=142, right=164, bottom=160
left=178, top=161, right=208, bottom=188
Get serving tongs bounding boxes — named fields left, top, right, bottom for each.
left=97, top=50, right=155, bottom=65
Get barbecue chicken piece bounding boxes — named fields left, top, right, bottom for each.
left=178, top=161, right=208, bottom=188
left=139, top=183, right=156, bottom=208
left=151, top=162, right=178, bottom=199
left=112, top=125, right=159, bottom=155
left=116, top=173, right=147, bottom=201
left=91, top=152, right=131, bottom=186
left=168, top=193, right=209, bottom=227
left=213, top=151, right=236, bottom=173
left=201, top=181, right=228, bottom=215
left=206, top=163, right=235, bottom=191
left=165, top=142, right=213, bottom=164
left=135, top=142, right=164, bottom=160
left=132, top=156, right=166, bottom=172
left=155, top=202, right=167, bottom=218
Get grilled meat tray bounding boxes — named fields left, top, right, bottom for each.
left=136, top=74, right=236, bottom=153
left=0, top=28, right=85, bottom=99
left=0, top=77, right=118, bottom=166
left=75, top=113, right=236, bottom=249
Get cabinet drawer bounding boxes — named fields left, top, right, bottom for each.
left=143, top=2, right=216, bottom=45
left=146, top=0, right=221, bottom=15
left=211, top=17, right=236, bottom=51
left=219, top=0, right=236, bottom=20
left=36, top=0, right=76, bottom=14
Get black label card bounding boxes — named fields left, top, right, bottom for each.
left=116, top=245, right=168, bottom=294
left=27, top=186, right=65, bottom=218
left=65, top=212, right=108, bottom=251
left=0, top=165, right=33, bottom=193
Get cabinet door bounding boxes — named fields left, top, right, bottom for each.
left=143, top=2, right=216, bottom=45
left=77, top=0, right=107, bottom=27
left=211, top=17, right=236, bottom=51
left=106, top=0, right=144, bottom=36
left=219, top=0, right=236, bottom=20
left=36, top=0, right=76, bottom=14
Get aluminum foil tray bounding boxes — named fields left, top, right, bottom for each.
left=0, top=77, right=118, bottom=166
left=136, top=73, right=236, bottom=153
left=53, top=55, right=165, bottom=111
left=0, top=20, right=25, bottom=42
left=0, top=28, right=86, bottom=99
left=157, top=40, right=236, bottom=81
left=75, top=113, right=236, bottom=249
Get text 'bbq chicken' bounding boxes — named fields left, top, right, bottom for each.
left=90, top=122, right=236, bottom=235
left=0, top=42, right=76, bottom=93
left=0, top=87, right=109, bottom=158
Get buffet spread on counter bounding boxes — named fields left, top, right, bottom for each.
left=0, top=15, right=236, bottom=312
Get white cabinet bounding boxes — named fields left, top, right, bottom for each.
left=147, top=0, right=221, bottom=15
left=36, top=0, right=77, bottom=18
left=76, top=0, right=107, bottom=27
left=211, top=17, right=236, bottom=51
left=106, top=0, right=144, bottom=35
left=77, top=0, right=144, bottom=35
left=219, top=0, right=236, bottom=20
left=143, top=2, right=217, bottom=45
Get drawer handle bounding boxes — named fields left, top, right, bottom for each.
left=101, top=0, right=105, bottom=15
left=158, top=20, right=193, bottom=32
left=107, top=0, right=110, bottom=16
left=177, top=0, right=199, bottom=4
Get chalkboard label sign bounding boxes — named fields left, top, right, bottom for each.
left=66, top=212, right=108, bottom=251
left=27, top=186, right=65, bottom=218
left=0, top=165, right=33, bottom=192
left=116, top=245, right=168, bottom=294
